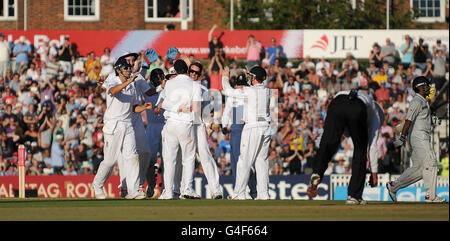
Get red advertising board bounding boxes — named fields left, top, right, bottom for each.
left=1, top=30, right=303, bottom=59
left=0, top=175, right=151, bottom=198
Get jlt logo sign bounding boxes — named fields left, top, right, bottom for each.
left=311, top=34, right=363, bottom=54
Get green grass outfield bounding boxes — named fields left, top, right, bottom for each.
left=0, top=199, right=448, bottom=221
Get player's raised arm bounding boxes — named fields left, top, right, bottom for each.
left=221, top=66, right=240, bottom=97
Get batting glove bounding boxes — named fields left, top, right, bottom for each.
left=166, top=47, right=181, bottom=61
left=393, top=135, right=406, bottom=148
left=142, top=48, right=158, bottom=69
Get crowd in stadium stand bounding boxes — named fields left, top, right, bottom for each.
left=0, top=31, right=448, bottom=178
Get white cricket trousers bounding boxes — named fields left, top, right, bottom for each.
left=119, top=119, right=151, bottom=191
left=391, top=136, right=439, bottom=199
left=161, top=120, right=196, bottom=196
left=232, top=124, right=271, bottom=199
left=194, top=123, right=222, bottom=195
left=93, top=121, right=140, bottom=197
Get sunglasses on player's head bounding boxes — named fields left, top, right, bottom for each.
left=189, top=69, right=201, bottom=75
left=121, top=66, right=132, bottom=70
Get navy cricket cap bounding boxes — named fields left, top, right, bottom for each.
left=235, top=73, right=249, bottom=86
left=249, top=66, right=267, bottom=82
left=114, top=57, right=132, bottom=70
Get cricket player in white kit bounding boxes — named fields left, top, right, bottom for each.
left=100, top=52, right=164, bottom=198
left=189, top=61, right=223, bottom=199
left=222, top=66, right=272, bottom=200
left=221, top=73, right=257, bottom=199
left=387, top=76, right=447, bottom=203
left=158, top=60, right=203, bottom=200
left=92, top=57, right=153, bottom=199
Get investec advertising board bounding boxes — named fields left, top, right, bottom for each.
left=334, top=186, right=449, bottom=202
left=303, top=29, right=449, bottom=59
left=0, top=175, right=330, bottom=199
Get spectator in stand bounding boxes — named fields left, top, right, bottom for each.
left=375, top=81, right=390, bottom=104
left=24, top=103, right=39, bottom=126
left=381, top=38, right=398, bottom=67
left=37, top=38, right=51, bottom=64
left=380, top=117, right=394, bottom=138
left=80, top=161, right=93, bottom=175
left=72, top=54, right=85, bottom=74
left=286, top=139, right=303, bottom=174
left=400, top=34, right=414, bottom=69
left=294, top=63, right=309, bottom=81
left=334, top=156, right=346, bottom=174
left=245, top=34, right=262, bottom=68
left=63, top=163, right=77, bottom=175
left=299, top=76, right=317, bottom=95
left=0, top=33, right=10, bottom=78
left=432, top=47, right=447, bottom=91
left=283, top=75, right=300, bottom=95
left=369, top=43, right=383, bottom=68
left=99, top=47, right=115, bottom=79
left=300, top=55, right=315, bottom=70
left=387, top=80, right=400, bottom=101
left=84, top=51, right=101, bottom=82
left=409, top=62, right=422, bottom=78
left=9, top=73, right=21, bottom=94
left=50, top=134, right=66, bottom=175
left=269, top=149, right=283, bottom=175
left=413, top=38, right=428, bottom=71
left=367, top=60, right=379, bottom=79
left=319, top=67, right=331, bottom=88
left=58, top=36, right=73, bottom=76
left=326, top=74, right=341, bottom=96
left=46, top=55, right=62, bottom=81
left=422, top=59, right=434, bottom=80
left=38, top=101, right=55, bottom=150
left=306, top=66, right=320, bottom=87
left=208, top=53, right=224, bottom=123
left=392, top=64, right=406, bottom=85
left=315, top=56, right=330, bottom=77
left=219, top=132, right=231, bottom=156
left=341, top=52, right=359, bottom=72
left=218, top=155, right=231, bottom=176
left=341, top=70, right=358, bottom=90
left=13, top=36, right=32, bottom=74
left=208, top=24, right=224, bottom=59
left=373, top=67, right=387, bottom=86
left=266, top=37, right=285, bottom=66
left=64, top=118, right=80, bottom=150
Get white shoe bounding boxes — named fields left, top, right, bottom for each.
left=227, top=195, right=246, bottom=200
left=158, top=190, right=174, bottom=200
left=346, top=196, right=367, bottom=205
left=92, top=184, right=106, bottom=199
left=255, top=197, right=270, bottom=200
left=386, top=182, right=397, bottom=202
left=134, top=191, right=147, bottom=200
left=425, top=195, right=447, bottom=203
left=125, top=192, right=139, bottom=199
left=181, top=191, right=201, bottom=199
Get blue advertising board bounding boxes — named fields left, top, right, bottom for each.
left=192, top=174, right=331, bottom=200
left=334, top=186, right=449, bottom=202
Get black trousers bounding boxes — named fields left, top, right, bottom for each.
left=313, top=94, right=368, bottom=199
